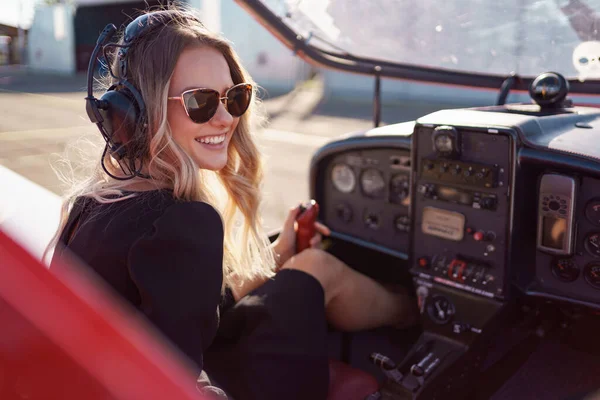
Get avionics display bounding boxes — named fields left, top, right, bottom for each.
left=437, top=186, right=473, bottom=206
left=541, top=215, right=567, bottom=250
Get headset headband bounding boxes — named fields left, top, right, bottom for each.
left=84, top=10, right=202, bottom=180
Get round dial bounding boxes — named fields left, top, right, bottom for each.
left=434, top=134, right=453, bottom=153
left=389, top=174, right=410, bottom=206
left=331, top=164, right=356, bottom=193
left=427, top=295, right=455, bottom=325
left=360, top=169, right=385, bottom=198
left=585, top=199, right=600, bottom=226
left=551, top=258, right=579, bottom=282
left=432, top=125, right=460, bottom=157
left=583, top=263, right=600, bottom=289
left=584, top=232, right=600, bottom=257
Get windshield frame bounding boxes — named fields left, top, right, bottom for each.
left=235, top=0, right=600, bottom=96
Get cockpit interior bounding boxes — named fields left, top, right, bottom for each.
left=306, top=71, right=600, bottom=399
left=3, top=1, right=600, bottom=399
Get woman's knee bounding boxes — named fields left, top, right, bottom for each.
left=280, top=248, right=344, bottom=298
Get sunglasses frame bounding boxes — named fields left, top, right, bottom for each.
left=167, top=82, right=253, bottom=124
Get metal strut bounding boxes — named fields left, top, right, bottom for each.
left=373, top=66, right=382, bottom=128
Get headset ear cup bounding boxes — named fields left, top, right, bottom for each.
left=98, top=87, right=139, bottom=150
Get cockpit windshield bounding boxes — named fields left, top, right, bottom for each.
left=260, top=0, right=600, bottom=82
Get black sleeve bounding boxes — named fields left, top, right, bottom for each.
left=127, top=201, right=224, bottom=373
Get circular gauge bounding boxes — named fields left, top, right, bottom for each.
left=360, top=168, right=385, bottom=198
left=432, top=125, right=460, bottom=158
left=585, top=199, right=600, bottom=226
left=389, top=174, right=410, bottom=206
left=551, top=258, right=580, bottom=282
left=584, top=232, right=600, bottom=257
left=427, top=295, right=455, bottom=325
left=583, top=262, right=600, bottom=289
left=331, top=164, right=356, bottom=193
left=434, top=134, right=453, bottom=153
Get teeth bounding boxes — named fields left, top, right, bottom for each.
left=196, top=135, right=225, bottom=144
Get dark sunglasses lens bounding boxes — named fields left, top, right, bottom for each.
left=186, top=90, right=219, bottom=123
left=226, top=84, right=252, bottom=117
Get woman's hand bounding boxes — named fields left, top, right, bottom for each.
left=272, top=204, right=331, bottom=269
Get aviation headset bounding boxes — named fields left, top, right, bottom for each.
left=84, top=11, right=202, bottom=180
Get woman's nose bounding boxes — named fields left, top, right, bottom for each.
left=210, top=100, right=234, bottom=127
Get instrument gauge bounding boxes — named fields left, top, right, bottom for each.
left=331, top=164, right=356, bottom=193
left=551, top=258, right=579, bottom=282
left=389, top=174, right=410, bottom=206
left=585, top=199, right=600, bottom=226
left=434, top=134, right=453, bottom=153
left=432, top=125, right=460, bottom=158
left=583, top=262, right=600, bottom=289
left=360, top=169, right=385, bottom=198
left=427, top=295, right=455, bottom=325
left=584, top=232, right=600, bottom=257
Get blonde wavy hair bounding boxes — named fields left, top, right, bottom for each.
left=45, top=6, right=276, bottom=289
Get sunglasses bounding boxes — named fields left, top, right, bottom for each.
left=167, top=83, right=253, bottom=124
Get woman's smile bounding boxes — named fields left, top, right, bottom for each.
left=195, top=133, right=228, bottom=150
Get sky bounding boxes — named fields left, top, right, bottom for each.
left=0, top=0, right=37, bottom=29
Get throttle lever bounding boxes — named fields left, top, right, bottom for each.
left=369, top=352, right=403, bottom=383
left=295, top=200, right=319, bottom=253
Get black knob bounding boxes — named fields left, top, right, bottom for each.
left=418, top=184, right=434, bottom=198
left=480, top=197, right=497, bottom=210
left=336, top=204, right=353, bottom=222
left=365, top=213, right=380, bottom=229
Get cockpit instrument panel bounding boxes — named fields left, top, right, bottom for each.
left=410, top=125, right=514, bottom=300
left=317, top=146, right=411, bottom=258
left=534, top=176, right=600, bottom=304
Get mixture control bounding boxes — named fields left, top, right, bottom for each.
left=369, top=353, right=403, bottom=383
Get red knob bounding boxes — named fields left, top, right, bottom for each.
left=418, top=257, right=429, bottom=268
left=473, top=231, right=485, bottom=241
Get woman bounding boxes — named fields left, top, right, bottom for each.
left=48, top=7, right=417, bottom=400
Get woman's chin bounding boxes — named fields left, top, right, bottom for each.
left=192, top=145, right=229, bottom=171
left=197, top=156, right=228, bottom=171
